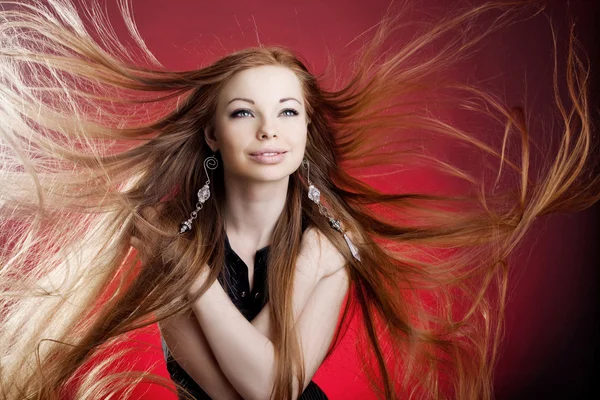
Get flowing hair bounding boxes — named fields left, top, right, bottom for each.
left=0, top=0, right=598, bottom=399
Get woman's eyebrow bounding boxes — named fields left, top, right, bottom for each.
left=280, top=97, right=302, bottom=105
left=226, top=97, right=302, bottom=105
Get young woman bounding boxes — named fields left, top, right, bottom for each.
left=144, top=64, right=344, bottom=400
left=0, top=1, right=597, bottom=399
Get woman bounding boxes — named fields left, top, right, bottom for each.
left=144, top=64, right=347, bottom=400
left=0, top=1, right=597, bottom=399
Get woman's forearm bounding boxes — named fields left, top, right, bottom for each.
left=250, top=301, right=272, bottom=340
left=159, top=291, right=272, bottom=400
left=186, top=239, right=327, bottom=400
left=159, top=311, right=243, bottom=400
left=191, top=280, right=285, bottom=400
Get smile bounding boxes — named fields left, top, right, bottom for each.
left=248, top=151, right=288, bottom=164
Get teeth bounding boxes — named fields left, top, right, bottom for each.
left=261, top=153, right=278, bottom=156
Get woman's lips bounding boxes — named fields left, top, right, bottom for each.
left=248, top=151, right=287, bottom=164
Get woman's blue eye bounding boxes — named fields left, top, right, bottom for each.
left=281, top=109, right=299, bottom=117
left=230, top=109, right=299, bottom=118
left=231, top=109, right=252, bottom=118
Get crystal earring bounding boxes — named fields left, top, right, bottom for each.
left=179, top=154, right=219, bottom=234
left=302, top=158, right=361, bottom=261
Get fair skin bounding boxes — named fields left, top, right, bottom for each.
left=132, top=65, right=350, bottom=400
left=205, top=65, right=310, bottom=282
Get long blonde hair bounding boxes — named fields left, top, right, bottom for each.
left=0, top=0, right=598, bottom=399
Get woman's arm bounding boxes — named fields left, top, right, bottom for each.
left=158, top=297, right=274, bottom=400
left=159, top=311, right=242, bottom=400
left=131, top=205, right=276, bottom=398
left=188, top=229, right=349, bottom=400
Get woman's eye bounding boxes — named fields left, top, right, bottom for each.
left=281, top=109, right=299, bottom=117
left=231, top=109, right=252, bottom=118
left=230, top=109, right=299, bottom=118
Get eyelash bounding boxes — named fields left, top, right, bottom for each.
left=230, top=108, right=299, bottom=118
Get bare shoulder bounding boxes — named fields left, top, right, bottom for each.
left=299, top=227, right=348, bottom=281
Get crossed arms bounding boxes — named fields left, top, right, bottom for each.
left=158, top=228, right=350, bottom=400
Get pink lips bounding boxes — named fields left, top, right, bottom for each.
left=248, top=150, right=288, bottom=164
left=249, top=148, right=288, bottom=156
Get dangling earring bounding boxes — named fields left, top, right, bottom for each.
left=302, top=158, right=361, bottom=261
left=179, top=154, right=219, bottom=234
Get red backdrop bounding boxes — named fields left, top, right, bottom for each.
left=58, top=0, right=598, bottom=398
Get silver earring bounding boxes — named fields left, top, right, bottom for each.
left=302, top=158, right=361, bottom=261
left=179, top=154, right=219, bottom=234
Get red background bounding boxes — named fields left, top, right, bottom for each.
left=55, top=0, right=598, bottom=398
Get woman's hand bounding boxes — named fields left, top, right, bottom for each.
left=186, top=264, right=212, bottom=300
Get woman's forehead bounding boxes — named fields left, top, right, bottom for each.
left=218, top=66, right=304, bottom=106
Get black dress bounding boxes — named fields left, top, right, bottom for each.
left=161, top=225, right=328, bottom=400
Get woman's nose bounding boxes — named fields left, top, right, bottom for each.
left=257, top=119, right=277, bottom=139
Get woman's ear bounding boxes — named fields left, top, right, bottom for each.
left=203, top=126, right=218, bottom=152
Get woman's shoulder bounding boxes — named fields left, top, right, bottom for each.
left=299, top=226, right=348, bottom=281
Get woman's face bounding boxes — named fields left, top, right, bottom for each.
left=207, top=65, right=310, bottom=184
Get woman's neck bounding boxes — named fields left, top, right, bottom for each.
left=222, top=174, right=289, bottom=251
